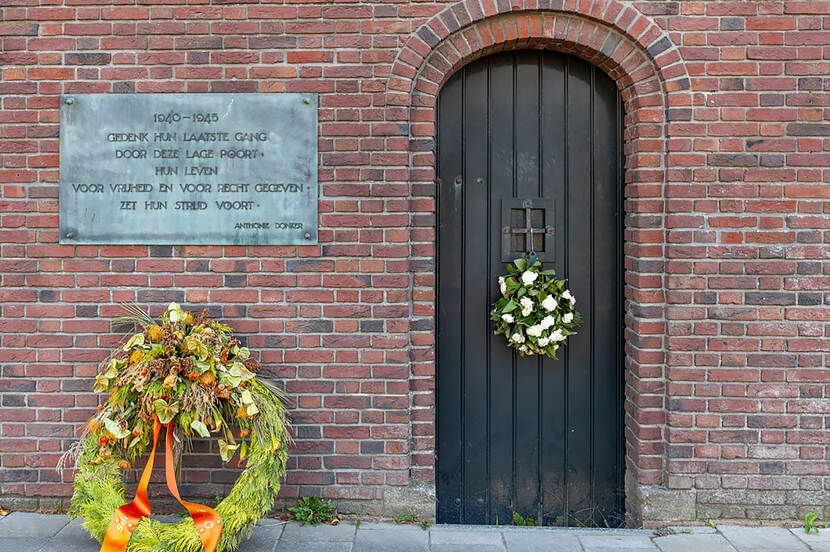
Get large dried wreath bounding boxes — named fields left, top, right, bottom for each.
left=63, top=303, right=289, bottom=552
left=490, top=258, right=581, bottom=358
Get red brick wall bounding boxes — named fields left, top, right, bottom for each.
left=2, top=0, right=830, bottom=524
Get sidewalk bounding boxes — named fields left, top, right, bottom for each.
left=2, top=512, right=830, bottom=551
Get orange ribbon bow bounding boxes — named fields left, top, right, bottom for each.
left=100, top=416, right=222, bottom=552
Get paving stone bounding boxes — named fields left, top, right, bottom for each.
left=430, top=528, right=505, bottom=546
left=360, top=521, right=427, bottom=531
left=354, top=527, right=428, bottom=552
left=0, top=512, right=69, bottom=537
left=790, top=528, right=830, bottom=552
left=0, top=537, right=48, bottom=552
left=579, top=533, right=658, bottom=551
left=667, top=526, right=717, bottom=534
left=236, top=520, right=286, bottom=552
left=503, top=531, right=582, bottom=551
left=280, top=521, right=356, bottom=543
left=430, top=546, right=506, bottom=552
left=275, top=541, right=352, bottom=552
left=655, top=533, right=737, bottom=552
left=38, top=517, right=99, bottom=552
left=718, top=526, right=808, bottom=552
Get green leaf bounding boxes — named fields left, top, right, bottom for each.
left=123, top=333, right=145, bottom=351
left=501, top=301, right=517, bottom=313
left=235, top=347, right=250, bottom=361
left=169, top=307, right=187, bottom=323
left=240, top=389, right=254, bottom=404
left=229, top=362, right=255, bottom=382
left=103, top=418, right=130, bottom=439
left=153, top=399, right=179, bottom=424
left=194, top=358, right=212, bottom=374
left=513, top=258, right=527, bottom=271
left=190, top=419, right=210, bottom=438
left=128, top=436, right=141, bottom=449
left=105, top=359, right=124, bottom=378
left=93, top=374, right=110, bottom=393
left=218, top=439, right=239, bottom=462
left=517, top=287, right=526, bottom=298
left=246, top=402, right=260, bottom=416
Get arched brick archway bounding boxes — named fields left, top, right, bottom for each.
left=393, top=1, right=696, bottom=524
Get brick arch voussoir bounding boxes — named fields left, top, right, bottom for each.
left=387, top=0, right=691, bottom=114
left=399, top=11, right=679, bottom=189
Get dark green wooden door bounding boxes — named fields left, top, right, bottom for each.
left=436, top=50, right=625, bottom=526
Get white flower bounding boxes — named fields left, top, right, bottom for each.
left=541, top=294, right=557, bottom=312
left=562, top=312, right=573, bottom=324
left=499, top=276, right=507, bottom=295
left=511, top=332, right=525, bottom=344
left=540, top=315, right=556, bottom=329
left=562, top=290, right=576, bottom=305
left=538, top=336, right=550, bottom=347
left=526, top=324, right=544, bottom=337
left=551, top=329, right=565, bottom=342
left=519, top=345, right=529, bottom=354
left=521, top=270, right=538, bottom=286
left=501, top=313, right=515, bottom=323
left=519, top=296, right=534, bottom=317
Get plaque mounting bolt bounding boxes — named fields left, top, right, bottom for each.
left=304, top=232, right=311, bottom=240
left=303, top=97, right=311, bottom=105
left=65, top=232, right=75, bottom=239
left=64, top=97, right=74, bottom=105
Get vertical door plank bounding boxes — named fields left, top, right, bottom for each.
left=590, top=68, right=624, bottom=525
left=538, top=51, right=569, bottom=526
left=564, top=57, right=594, bottom=524
left=437, top=72, right=464, bottom=523
left=462, top=60, right=491, bottom=524
left=513, top=50, right=542, bottom=521
left=487, top=51, right=517, bottom=526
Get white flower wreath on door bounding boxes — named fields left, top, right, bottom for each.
left=490, top=257, right=581, bottom=359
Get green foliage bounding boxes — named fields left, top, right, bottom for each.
left=352, top=514, right=361, bottom=528
left=805, top=511, right=821, bottom=534
left=288, top=496, right=333, bottom=526
left=418, top=520, right=430, bottom=530
left=68, top=379, right=289, bottom=552
left=512, top=512, right=536, bottom=526
left=707, top=519, right=718, bottom=529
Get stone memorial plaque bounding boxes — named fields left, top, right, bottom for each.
left=59, top=93, right=318, bottom=245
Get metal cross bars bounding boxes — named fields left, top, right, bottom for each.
left=503, top=199, right=553, bottom=255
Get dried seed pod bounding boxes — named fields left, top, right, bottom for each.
left=194, top=308, right=211, bottom=326
left=149, top=358, right=167, bottom=379
left=181, top=356, right=194, bottom=373
left=243, top=359, right=262, bottom=373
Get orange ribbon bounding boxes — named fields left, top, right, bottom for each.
left=100, top=416, right=222, bottom=552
